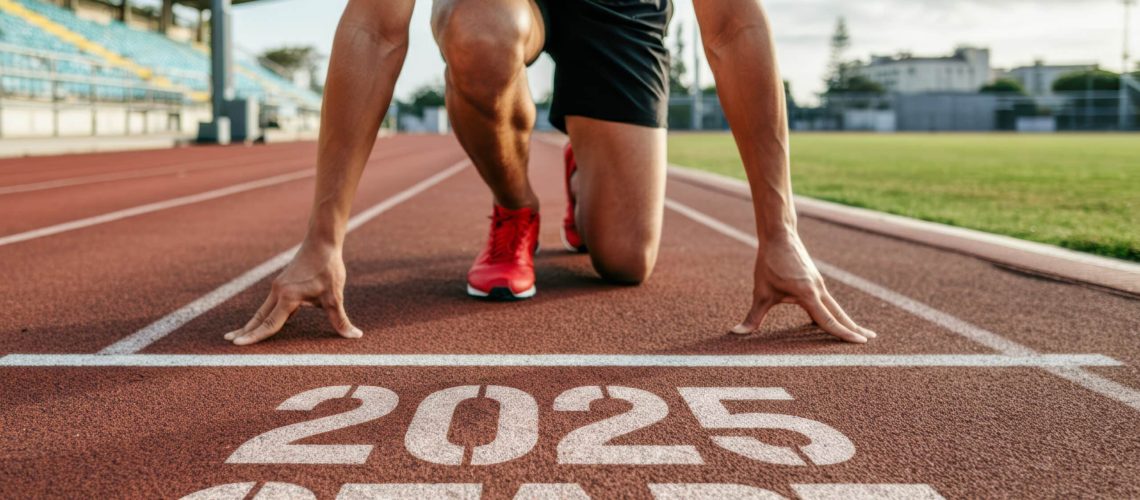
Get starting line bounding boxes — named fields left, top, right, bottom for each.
left=0, top=353, right=1121, bottom=368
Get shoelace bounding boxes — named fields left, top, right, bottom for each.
left=488, top=214, right=525, bottom=262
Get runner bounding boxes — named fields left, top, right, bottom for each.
left=224, top=0, right=878, bottom=345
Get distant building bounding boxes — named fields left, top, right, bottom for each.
left=1004, top=61, right=1099, bottom=96
left=852, top=47, right=991, bottom=93
left=398, top=107, right=450, bottom=134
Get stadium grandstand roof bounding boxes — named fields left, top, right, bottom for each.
left=171, top=0, right=270, bottom=8
left=74, top=0, right=272, bottom=11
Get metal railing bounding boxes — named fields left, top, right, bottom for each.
left=0, top=43, right=183, bottom=103
left=0, top=43, right=187, bottom=138
left=666, top=89, right=1140, bottom=132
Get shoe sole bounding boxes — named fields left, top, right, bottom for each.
left=467, top=284, right=536, bottom=300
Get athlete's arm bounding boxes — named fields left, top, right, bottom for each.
left=226, top=0, right=416, bottom=346
left=692, top=0, right=877, bottom=343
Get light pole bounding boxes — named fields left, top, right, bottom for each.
left=690, top=21, right=703, bottom=131
left=196, top=0, right=233, bottom=144
left=1121, top=0, right=1135, bottom=130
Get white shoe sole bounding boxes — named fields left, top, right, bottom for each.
left=560, top=226, right=585, bottom=253
left=466, top=284, right=537, bottom=300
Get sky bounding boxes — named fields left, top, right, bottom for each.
left=226, top=0, right=1136, bottom=105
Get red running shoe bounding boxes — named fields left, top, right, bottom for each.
left=467, top=205, right=540, bottom=300
left=561, top=143, right=587, bottom=253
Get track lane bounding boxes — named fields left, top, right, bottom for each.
left=0, top=139, right=435, bottom=235
left=0, top=146, right=317, bottom=196
left=0, top=136, right=468, bottom=354
left=135, top=138, right=1138, bottom=410
left=663, top=178, right=1140, bottom=393
left=2, top=365, right=1138, bottom=498
left=0, top=140, right=366, bottom=183
left=0, top=142, right=252, bottom=180
left=0, top=169, right=316, bottom=246
left=98, top=159, right=470, bottom=355
left=144, top=140, right=993, bottom=357
left=0, top=137, right=450, bottom=189
left=2, top=136, right=1138, bottom=499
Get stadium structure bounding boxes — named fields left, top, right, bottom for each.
left=0, top=0, right=320, bottom=144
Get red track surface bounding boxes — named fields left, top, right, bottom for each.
left=1, top=136, right=1138, bottom=499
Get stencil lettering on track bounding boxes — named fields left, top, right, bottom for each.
left=554, top=386, right=703, bottom=465
left=678, top=387, right=855, bottom=465
left=183, top=386, right=946, bottom=499
left=405, top=385, right=539, bottom=466
left=227, top=386, right=398, bottom=465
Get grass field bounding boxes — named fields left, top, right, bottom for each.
left=668, top=133, right=1139, bottom=262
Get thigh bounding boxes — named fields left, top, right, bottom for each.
left=566, top=116, right=667, bottom=280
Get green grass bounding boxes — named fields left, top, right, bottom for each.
left=669, top=133, right=1140, bottom=262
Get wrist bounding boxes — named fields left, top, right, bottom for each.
left=303, top=211, right=347, bottom=254
left=755, top=204, right=798, bottom=245
left=299, top=235, right=342, bottom=259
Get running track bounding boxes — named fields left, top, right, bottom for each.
left=1, top=136, right=1138, bottom=499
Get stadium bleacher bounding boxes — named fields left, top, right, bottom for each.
left=1, top=0, right=320, bottom=110
left=0, top=11, right=148, bottom=101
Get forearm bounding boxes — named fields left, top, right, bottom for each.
left=305, top=0, right=414, bottom=250
left=693, top=0, right=797, bottom=244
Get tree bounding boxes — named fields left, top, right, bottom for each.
left=398, top=82, right=446, bottom=118
left=1052, top=69, right=1125, bottom=130
left=827, top=75, right=884, bottom=94
left=258, top=46, right=323, bottom=93
left=1052, top=69, right=1120, bottom=92
left=980, top=78, right=1027, bottom=95
left=783, top=80, right=797, bottom=110
left=668, top=24, right=689, bottom=95
left=984, top=79, right=1036, bottom=130
left=824, top=17, right=852, bottom=92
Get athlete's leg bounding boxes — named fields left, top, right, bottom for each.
left=565, top=117, right=667, bottom=284
left=431, top=0, right=545, bottom=210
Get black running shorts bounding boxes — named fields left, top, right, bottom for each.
left=534, top=0, right=673, bottom=132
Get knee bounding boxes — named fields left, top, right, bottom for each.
left=433, top=1, right=530, bottom=96
left=590, top=244, right=658, bottom=286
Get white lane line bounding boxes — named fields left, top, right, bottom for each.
left=0, top=153, right=288, bottom=196
left=664, top=198, right=1140, bottom=412
left=0, top=169, right=314, bottom=247
left=0, top=354, right=1121, bottom=368
left=98, top=160, right=470, bottom=355
left=664, top=199, right=1033, bottom=355
left=1044, top=366, right=1140, bottom=411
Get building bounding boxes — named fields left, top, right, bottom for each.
left=852, top=47, right=991, bottom=93
left=1004, top=61, right=1099, bottom=96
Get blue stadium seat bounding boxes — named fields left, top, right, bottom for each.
left=3, top=0, right=320, bottom=108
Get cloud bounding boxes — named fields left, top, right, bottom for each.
left=233, top=0, right=1135, bottom=105
left=675, top=0, right=1131, bottom=103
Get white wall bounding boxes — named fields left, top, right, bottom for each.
left=0, top=101, right=209, bottom=138
left=856, top=48, right=991, bottom=94
left=843, top=110, right=896, bottom=132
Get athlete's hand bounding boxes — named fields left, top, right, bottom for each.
left=733, top=233, right=877, bottom=343
left=224, top=244, right=362, bottom=346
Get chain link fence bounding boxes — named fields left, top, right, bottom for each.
left=665, top=84, right=1140, bottom=133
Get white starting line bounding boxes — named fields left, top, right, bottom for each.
left=0, top=353, right=1122, bottom=368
